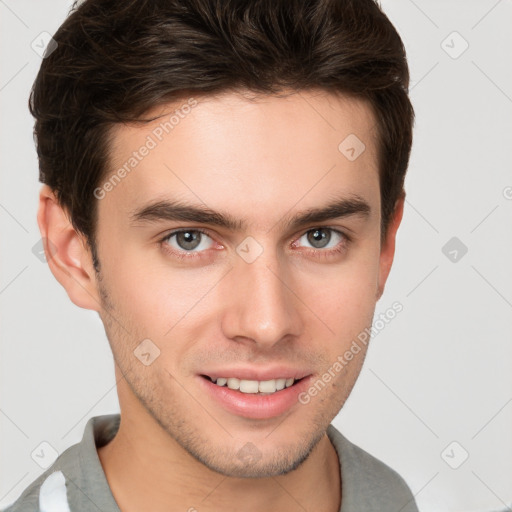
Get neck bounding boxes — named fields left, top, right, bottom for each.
left=97, top=409, right=341, bottom=512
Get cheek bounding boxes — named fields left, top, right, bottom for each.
left=299, top=252, right=380, bottom=331
left=313, top=281, right=376, bottom=348
left=104, top=251, right=226, bottom=337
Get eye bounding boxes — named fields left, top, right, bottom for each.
left=161, top=229, right=214, bottom=253
left=294, top=227, right=349, bottom=253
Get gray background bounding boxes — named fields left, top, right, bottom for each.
left=1, top=1, right=511, bottom=510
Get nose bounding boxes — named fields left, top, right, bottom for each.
left=219, top=248, right=304, bottom=349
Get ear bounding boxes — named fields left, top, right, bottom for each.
left=37, top=184, right=101, bottom=311
left=376, top=193, right=405, bottom=300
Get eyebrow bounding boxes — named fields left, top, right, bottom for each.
left=129, top=194, right=371, bottom=232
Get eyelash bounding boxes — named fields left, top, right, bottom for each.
left=158, top=227, right=351, bottom=261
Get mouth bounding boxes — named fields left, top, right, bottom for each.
left=197, top=373, right=313, bottom=420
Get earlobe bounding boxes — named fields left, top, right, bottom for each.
left=376, top=193, right=405, bottom=300
left=37, top=185, right=101, bottom=311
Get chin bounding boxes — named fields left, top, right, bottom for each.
left=182, top=429, right=326, bottom=479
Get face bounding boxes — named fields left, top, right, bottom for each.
left=88, top=89, right=394, bottom=478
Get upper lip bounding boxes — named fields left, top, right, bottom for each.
left=200, top=366, right=312, bottom=382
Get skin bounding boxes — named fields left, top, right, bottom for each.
left=37, top=89, right=404, bottom=512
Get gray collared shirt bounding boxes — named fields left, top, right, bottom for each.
left=3, top=414, right=418, bottom=512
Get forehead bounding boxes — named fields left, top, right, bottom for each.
left=100, top=89, right=380, bottom=229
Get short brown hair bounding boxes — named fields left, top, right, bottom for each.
left=29, top=0, right=414, bottom=271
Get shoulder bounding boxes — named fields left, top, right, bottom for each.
left=2, top=414, right=120, bottom=512
left=2, top=444, right=80, bottom=511
left=327, top=424, right=418, bottom=512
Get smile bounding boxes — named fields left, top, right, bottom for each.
left=198, top=374, right=312, bottom=419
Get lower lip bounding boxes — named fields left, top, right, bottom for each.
left=197, top=375, right=313, bottom=420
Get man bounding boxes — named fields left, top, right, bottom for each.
left=5, top=0, right=416, bottom=510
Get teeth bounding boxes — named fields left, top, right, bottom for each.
left=258, top=380, right=276, bottom=393
left=212, top=377, right=296, bottom=394
left=239, top=380, right=259, bottom=393
left=227, top=378, right=240, bottom=390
